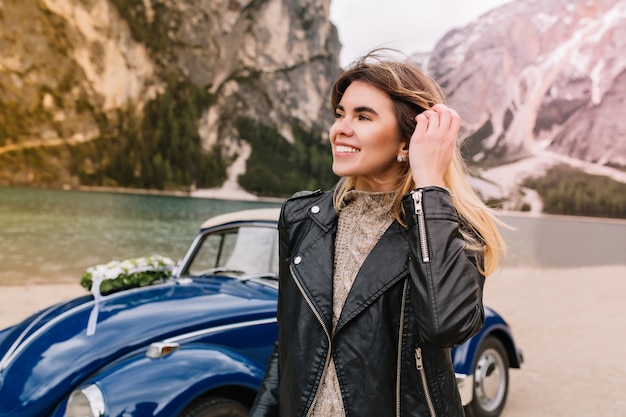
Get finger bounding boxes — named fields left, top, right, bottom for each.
left=431, top=103, right=450, bottom=115
left=423, top=110, right=440, bottom=132
left=449, top=109, right=461, bottom=137
left=433, top=105, right=460, bottom=138
left=436, top=107, right=452, bottom=130
left=413, top=113, right=428, bottom=138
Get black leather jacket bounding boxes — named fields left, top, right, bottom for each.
left=250, top=186, right=485, bottom=417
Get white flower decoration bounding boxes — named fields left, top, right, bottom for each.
left=82, top=254, right=176, bottom=336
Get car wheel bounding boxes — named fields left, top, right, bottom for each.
left=464, top=336, right=509, bottom=417
left=179, top=397, right=249, bottom=417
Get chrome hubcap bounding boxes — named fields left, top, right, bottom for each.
left=474, top=347, right=506, bottom=412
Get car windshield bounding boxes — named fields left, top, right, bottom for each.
left=184, top=225, right=278, bottom=279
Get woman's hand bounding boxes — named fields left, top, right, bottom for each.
left=408, top=103, right=460, bottom=188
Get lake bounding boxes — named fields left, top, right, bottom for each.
left=1, top=186, right=625, bottom=284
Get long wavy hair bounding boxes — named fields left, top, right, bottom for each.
left=331, top=50, right=506, bottom=275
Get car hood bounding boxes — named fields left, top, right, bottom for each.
left=0, top=276, right=277, bottom=417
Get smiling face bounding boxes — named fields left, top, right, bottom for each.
left=330, top=81, right=406, bottom=191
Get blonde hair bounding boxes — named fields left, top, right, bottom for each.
left=331, top=50, right=506, bottom=276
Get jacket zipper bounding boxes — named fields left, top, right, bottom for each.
left=415, top=347, right=437, bottom=416
left=396, top=279, right=410, bottom=417
left=412, top=190, right=430, bottom=263
left=290, top=264, right=332, bottom=417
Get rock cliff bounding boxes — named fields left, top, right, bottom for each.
left=0, top=0, right=341, bottom=192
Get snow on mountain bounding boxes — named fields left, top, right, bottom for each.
left=422, top=0, right=626, bottom=210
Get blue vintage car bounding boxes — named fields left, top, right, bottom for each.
left=0, top=208, right=522, bottom=417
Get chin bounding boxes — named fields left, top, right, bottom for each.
left=331, top=165, right=351, bottom=178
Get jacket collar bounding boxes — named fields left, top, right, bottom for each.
left=305, top=190, right=337, bottom=233
left=287, top=190, right=337, bottom=331
left=289, top=190, right=409, bottom=335
left=335, top=220, right=409, bottom=333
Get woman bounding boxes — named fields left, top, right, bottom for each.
left=249, top=50, right=505, bottom=417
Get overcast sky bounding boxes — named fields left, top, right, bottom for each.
left=329, top=0, right=514, bottom=66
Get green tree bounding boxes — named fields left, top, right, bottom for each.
left=523, top=165, right=626, bottom=219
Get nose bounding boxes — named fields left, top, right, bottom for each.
left=332, top=116, right=353, bottom=137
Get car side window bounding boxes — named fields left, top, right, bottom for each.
left=187, top=226, right=278, bottom=277
left=187, top=230, right=237, bottom=275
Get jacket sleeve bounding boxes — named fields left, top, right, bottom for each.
left=249, top=341, right=279, bottom=417
left=402, top=186, right=485, bottom=347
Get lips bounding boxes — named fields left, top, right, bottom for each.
left=335, top=145, right=360, bottom=153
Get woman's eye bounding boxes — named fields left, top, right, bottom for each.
left=334, top=111, right=344, bottom=119
left=358, top=114, right=371, bottom=121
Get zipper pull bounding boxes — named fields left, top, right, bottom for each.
left=412, top=190, right=430, bottom=263
left=415, top=347, right=423, bottom=370
left=415, top=346, right=437, bottom=416
left=412, top=189, right=423, bottom=215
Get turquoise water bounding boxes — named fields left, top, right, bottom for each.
left=0, top=186, right=625, bottom=284
left=0, top=186, right=281, bottom=284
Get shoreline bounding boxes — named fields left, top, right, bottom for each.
left=1, top=183, right=285, bottom=203
left=4, top=184, right=626, bottom=223
left=78, top=185, right=286, bottom=203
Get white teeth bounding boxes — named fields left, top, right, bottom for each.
left=336, top=145, right=359, bottom=153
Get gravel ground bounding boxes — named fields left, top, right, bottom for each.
left=483, top=266, right=626, bottom=417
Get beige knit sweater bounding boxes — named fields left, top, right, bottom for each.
left=311, top=190, right=396, bottom=416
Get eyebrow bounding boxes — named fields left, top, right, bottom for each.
left=336, top=104, right=379, bottom=115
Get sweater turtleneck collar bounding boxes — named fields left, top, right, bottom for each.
left=342, top=189, right=396, bottom=219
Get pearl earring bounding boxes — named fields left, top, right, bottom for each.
left=396, top=154, right=407, bottom=162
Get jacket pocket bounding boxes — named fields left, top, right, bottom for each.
left=415, top=347, right=437, bottom=416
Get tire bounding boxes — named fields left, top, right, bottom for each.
left=464, top=336, right=509, bottom=417
left=179, top=397, right=249, bottom=417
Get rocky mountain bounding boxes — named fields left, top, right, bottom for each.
left=0, top=0, right=340, bottom=194
left=424, top=0, right=626, bottom=211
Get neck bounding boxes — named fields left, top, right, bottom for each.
left=354, top=175, right=398, bottom=192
